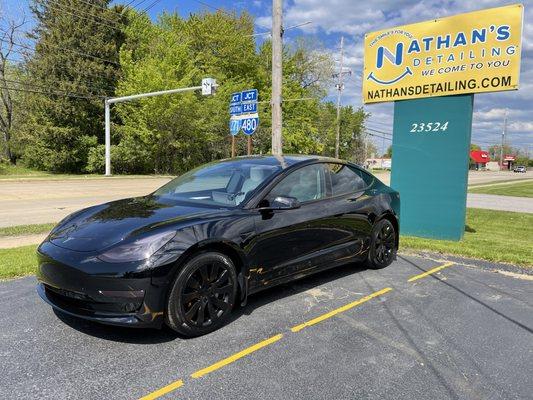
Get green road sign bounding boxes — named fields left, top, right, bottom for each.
left=390, top=94, right=474, bottom=240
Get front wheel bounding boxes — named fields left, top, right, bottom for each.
left=367, top=219, right=397, bottom=269
left=165, top=251, right=238, bottom=337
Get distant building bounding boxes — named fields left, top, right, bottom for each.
left=503, top=155, right=516, bottom=170
left=470, top=150, right=490, bottom=170
left=365, top=157, right=391, bottom=170
left=486, top=161, right=500, bottom=171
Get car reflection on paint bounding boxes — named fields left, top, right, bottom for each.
left=36, top=155, right=400, bottom=337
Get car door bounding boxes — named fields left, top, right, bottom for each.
left=247, top=163, right=343, bottom=289
left=323, top=163, right=375, bottom=259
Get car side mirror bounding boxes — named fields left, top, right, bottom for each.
left=257, top=196, right=301, bottom=212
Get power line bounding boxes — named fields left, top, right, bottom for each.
left=365, top=131, right=392, bottom=141
left=3, top=78, right=110, bottom=98
left=1, top=38, right=120, bottom=66
left=74, top=0, right=138, bottom=17
left=141, top=0, right=162, bottom=13
left=194, top=0, right=234, bottom=17
left=365, top=119, right=392, bottom=128
left=249, top=21, right=313, bottom=37
left=50, top=0, right=123, bottom=28
left=48, top=3, right=122, bottom=31
left=1, top=84, right=104, bottom=100
left=365, top=126, right=392, bottom=136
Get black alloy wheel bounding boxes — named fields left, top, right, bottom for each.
left=367, top=219, right=396, bottom=269
left=166, top=251, right=237, bottom=337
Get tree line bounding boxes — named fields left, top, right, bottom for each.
left=0, top=0, right=368, bottom=175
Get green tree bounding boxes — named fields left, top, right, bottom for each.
left=86, top=10, right=368, bottom=174
left=21, top=0, right=124, bottom=172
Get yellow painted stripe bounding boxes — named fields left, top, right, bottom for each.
left=290, top=287, right=392, bottom=333
left=138, top=379, right=184, bottom=400
left=191, top=333, right=284, bottom=379
left=407, top=262, right=455, bottom=282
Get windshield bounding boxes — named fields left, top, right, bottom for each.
left=153, top=159, right=281, bottom=207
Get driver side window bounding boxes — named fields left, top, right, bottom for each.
left=265, top=164, right=327, bottom=204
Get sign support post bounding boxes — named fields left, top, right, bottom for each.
left=390, top=95, right=474, bottom=240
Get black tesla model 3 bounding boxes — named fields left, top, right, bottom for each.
left=37, top=155, right=400, bottom=337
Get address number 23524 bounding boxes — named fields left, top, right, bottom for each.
left=410, top=121, right=448, bottom=133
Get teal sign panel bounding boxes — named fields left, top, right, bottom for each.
left=390, top=94, right=473, bottom=241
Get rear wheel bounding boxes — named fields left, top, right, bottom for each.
left=367, top=219, right=396, bottom=269
left=166, top=251, right=237, bottom=337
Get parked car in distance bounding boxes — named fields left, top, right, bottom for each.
left=36, top=155, right=400, bottom=337
left=513, top=165, right=527, bottom=173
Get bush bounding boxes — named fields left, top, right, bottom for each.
left=87, top=137, right=152, bottom=174
left=22, top=125, right=98, bottom=173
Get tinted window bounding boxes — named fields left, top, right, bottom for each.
left=266, top=164, right=326, bottom=203
left=327, top=163, right=366, bottom=196
left=154, top=160, right=280, bottom=207
left=356, top=169, right=375, bottom=186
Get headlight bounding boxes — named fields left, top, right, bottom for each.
left=97, top=231, right=176, bottom=263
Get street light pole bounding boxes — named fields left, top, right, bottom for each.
left=500, top=108, right=508, bottom=171
left=271, top=0, right=283, bottom=156
left=104, top=101, right=111, bottom=176
left=104, top=79, right=216, bottom=176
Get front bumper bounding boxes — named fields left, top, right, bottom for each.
left=37, top=283, right=158, bottom=327
left=36, top=241, right=166, bottom=328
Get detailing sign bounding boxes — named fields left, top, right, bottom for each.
left=362, top=4, right=523, bottom=103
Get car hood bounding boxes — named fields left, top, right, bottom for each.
left=48, top=196, right=226, bottom=252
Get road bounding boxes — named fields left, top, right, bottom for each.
left=1, top=172, right=532, bottom=229
left=372, top=170, right=533, bottom=187
left=0, top=177, right=170, bottom=228
left=467, top=193, right=533, bottom=213
left=1, top=254, right=531, bottom=399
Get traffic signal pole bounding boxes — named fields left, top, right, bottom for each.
left=104, top=79, right=216, bottom=176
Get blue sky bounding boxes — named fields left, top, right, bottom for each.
left=2, top=0, right=532, bottom=155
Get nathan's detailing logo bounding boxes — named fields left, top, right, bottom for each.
left=362, top=4, right=523, bottom=103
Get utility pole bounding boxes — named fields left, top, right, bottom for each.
left=335, top=36, right=344, bottom=159
left=499, top=108, right=508, bottom=171
left=334, top=36, right=352, bottom=159
left=271, top=0, right=283, bottom=155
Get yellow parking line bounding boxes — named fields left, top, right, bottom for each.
left=290, top=287, right=393, bottom=333
left=138, top=286, right=398, bottom=397
left=138, top=379, right=184, bottom=400
left=407, top=262, right=455, bottom=282
left=191, top=333, right=284, bottom=379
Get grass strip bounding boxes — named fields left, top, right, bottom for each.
left=0, top=223, right=55, bottom=237
left=401, top=208, right=533, bottom=267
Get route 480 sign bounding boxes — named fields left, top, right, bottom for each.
left=229, top=89, right=259, bottom=135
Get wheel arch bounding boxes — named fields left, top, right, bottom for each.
left=168, top=239, right=249, bottom=304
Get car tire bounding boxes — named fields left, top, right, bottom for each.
left=367, top=219, right=397, bottom=269
left=165, top=251, right=238, bottom=337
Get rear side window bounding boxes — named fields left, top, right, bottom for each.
left=327, top=163, right=367, bottom=196
left=355, top=168, right=375, bottom=186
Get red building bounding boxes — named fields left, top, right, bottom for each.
left=470, top=150, right=490, bottom=170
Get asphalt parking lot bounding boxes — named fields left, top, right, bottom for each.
left=1, top=254, right=532, bottom=400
